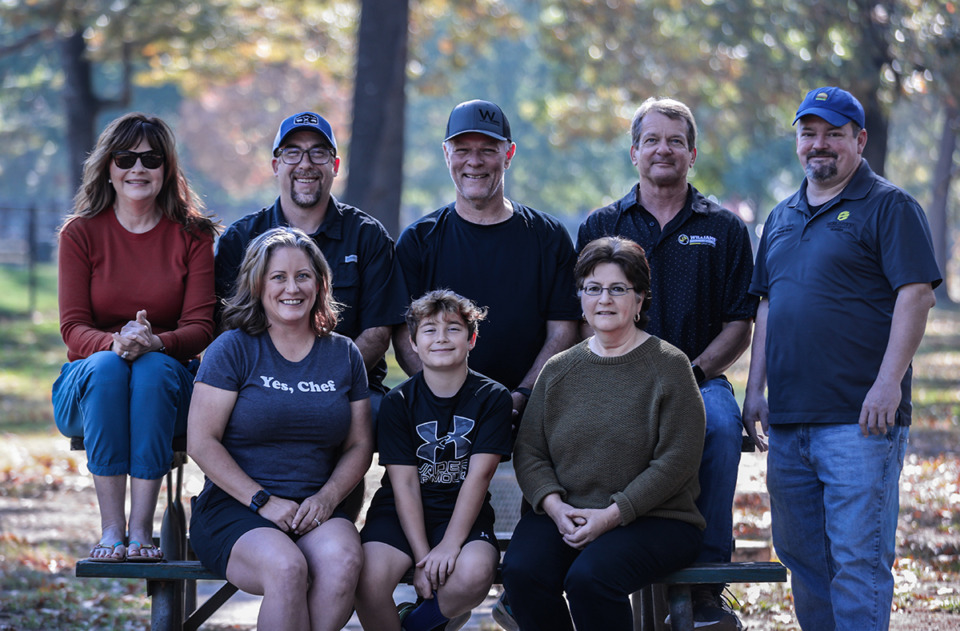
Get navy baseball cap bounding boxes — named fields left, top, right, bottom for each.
left=272, top=112, right=337, bottom=154
left=793, top=87, right=865, bottom=129
left=444, top=100, right=512, bottom=142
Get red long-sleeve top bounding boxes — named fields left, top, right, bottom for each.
left=58, top=210, right=215, bottom=363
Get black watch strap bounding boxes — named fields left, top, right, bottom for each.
left=249, top=489, right=271, bottom=513
left=513, top=387, right=532, bottom=399
left=692, top=364, right=706, bottom=386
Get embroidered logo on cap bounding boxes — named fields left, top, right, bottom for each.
left=294, top=113, right=320, bottom=125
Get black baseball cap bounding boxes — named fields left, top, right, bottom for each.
left=444, top=100, right=512, bottom=142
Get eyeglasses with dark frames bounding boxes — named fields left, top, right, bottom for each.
left=112, top=150, right=165, bottom=170
left=275, top=146, right=336, bottom=166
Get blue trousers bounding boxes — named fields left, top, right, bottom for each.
left=768, top=423, right=908, bottom=631
left=696, top=377, right=744, bottom=564
left=53, top=351, right=194, bottom=479
left=502, top=511, right=702, bottom=631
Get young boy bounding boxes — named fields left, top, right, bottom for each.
left=356, top=289, right=512, bottom=631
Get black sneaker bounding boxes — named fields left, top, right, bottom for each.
left=690, top=586, right=743, bottom=630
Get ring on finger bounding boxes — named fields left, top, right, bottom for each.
left=314, top=518, right=321, bottom=527
left=121, top=351, right=129, bottom=359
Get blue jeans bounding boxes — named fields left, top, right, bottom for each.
left=53, top=351, right=194, bottom=479
left=502, top=511, right=702, bottom=631
left=768, top=423, right=908, bottom=631
left=695, top=377, right=743, bottom=564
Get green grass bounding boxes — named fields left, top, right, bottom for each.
left=0, top=263, right=58, bottom=316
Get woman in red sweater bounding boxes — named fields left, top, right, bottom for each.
left=53, top=112, right=219, bottom=562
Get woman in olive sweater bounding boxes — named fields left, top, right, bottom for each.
left=502, top=236, right=706, bottom=631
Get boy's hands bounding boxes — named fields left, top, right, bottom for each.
left=416, top=540, right=462, bottom=593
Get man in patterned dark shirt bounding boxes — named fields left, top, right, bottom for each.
left=577, top=97, right=757, bottom=631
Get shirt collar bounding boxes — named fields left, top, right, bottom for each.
left=273, top=196, right=344, bottom=240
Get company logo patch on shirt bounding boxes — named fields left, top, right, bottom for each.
left=344, top=254, right=358, bottom=263
left=415, top=416, right=475, bottom=463
left=677, top=234, right=717, bottom=247
left=837, top=211, right=850, bottom=221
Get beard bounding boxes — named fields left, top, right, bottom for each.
left=289, top=170, right=325, bottom=208
left=291, top=189, right=324, bottom=208
left=804, top=153, right=838, bottom=183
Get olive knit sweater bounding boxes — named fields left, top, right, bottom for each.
left=514, top=336, right=706, bottom=529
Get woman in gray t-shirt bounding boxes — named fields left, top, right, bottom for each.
left=188, top=227, right=373, bottom=630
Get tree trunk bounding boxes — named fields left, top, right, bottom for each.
left=861, top=94, right=887, bottom=178
left=60, top=30, right=100, bottom=203
left=930, top=103, right=958, bottom=304
left=343, top=0, right=409, bottom=240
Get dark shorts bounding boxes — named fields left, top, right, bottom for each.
left=189, top=484, right=351, bottom=579
left=360, top=498, right=499, bottom=560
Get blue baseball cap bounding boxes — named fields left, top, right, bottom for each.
left=445, top=100, right=512, bottom=142
left=272, top=112, right=337, bottom=154
left=793, top=87, right=865, bottom=129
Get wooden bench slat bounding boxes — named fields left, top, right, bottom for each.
left=79, top=558, right=785, bottom=586
left=659, top=561, right=786, bottom=584
left=77, top=559, right=221, bottom=581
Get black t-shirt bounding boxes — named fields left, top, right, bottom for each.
left=578, top=185, right=757, bottom=361
left=375, top=370, right=512, bottom=516
left=396, top=202, right=581, bottom=390
left=214, top=197, right=408, bottom=392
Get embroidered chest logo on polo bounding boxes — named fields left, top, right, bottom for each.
left=677, top=234, right=717, bottom=247
left=415, top=416, right=475, bottom=463
left=837, top=211, right=850, bottom=221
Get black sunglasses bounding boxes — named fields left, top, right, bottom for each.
left=111, top=150, right=165, bottom=170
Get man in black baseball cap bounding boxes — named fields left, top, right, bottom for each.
left=386, top=100, right=581, bottom=629
left=214, top=110, right=408, bottom=451
left=394, top=98, right=579, bottom=410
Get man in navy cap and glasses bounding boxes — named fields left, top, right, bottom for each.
left=214, top=111, right=408, bottom=447
left=743, top=87, right=940, bottom=630
left=393, top=100, right=580, bottom=420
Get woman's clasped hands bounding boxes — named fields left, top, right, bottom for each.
left=259, top=490, right=338, bottom=535
left=112, top=309, right=159, bottom=361
left=543, top=493, right=621, bottom=550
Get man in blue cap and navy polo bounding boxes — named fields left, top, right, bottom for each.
left=393, top=100, right=580, bottom=419
left=743, top=87, right=941, bottom=630
left=215, top=111, right=408, bottom=447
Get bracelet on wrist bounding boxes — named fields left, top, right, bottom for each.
left=513, top=387, right=532, bottom=399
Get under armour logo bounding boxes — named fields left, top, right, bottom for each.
left=478, top=108, right=499, bottom=124
left=416, top=416, right=475, bottom=463
left=294, top=113, right=320, bottom=125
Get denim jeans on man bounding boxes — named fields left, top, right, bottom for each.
left=53, top=350, right=194, bottom=479
left=696, top=377, right=744, bottom=564
left=768, top=423, right=908, bottom=631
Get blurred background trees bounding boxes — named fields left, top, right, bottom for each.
left=1, top=0, right=957, bottom=300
